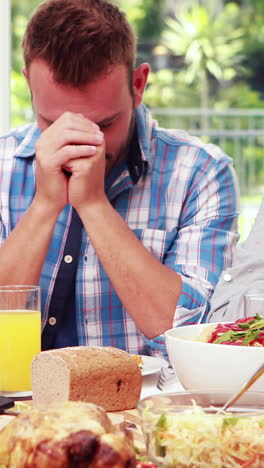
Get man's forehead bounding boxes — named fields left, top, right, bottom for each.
left=29, top=60, right=131, bottom=123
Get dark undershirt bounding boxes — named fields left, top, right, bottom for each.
left=41, top=208, right=82, bottom=350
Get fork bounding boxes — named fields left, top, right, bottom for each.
left=156, top=366, right=176, bottom=391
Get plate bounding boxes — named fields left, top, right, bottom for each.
left=141, top=356, right=169, bottom=376
left=0, top=391, right=32, bottom=399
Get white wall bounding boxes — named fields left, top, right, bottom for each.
left=0, top=0, right=11, bottom=134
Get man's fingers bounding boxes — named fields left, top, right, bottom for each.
left=54, top=130, right=103, bottom=150
left=38, top=117, right=104, bottom=155
left=56, top=111, right=100, bottom=133
left=35, top=111, right=105, bottom=173
left=58, top=144, right=99, bottom=161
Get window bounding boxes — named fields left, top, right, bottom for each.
left=0, top=0, right=11, bottom=134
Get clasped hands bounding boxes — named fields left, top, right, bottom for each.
left=34, top=112, right=106, bottom=215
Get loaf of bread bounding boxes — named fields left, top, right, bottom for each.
left=31, top=346, right=142, bottom=411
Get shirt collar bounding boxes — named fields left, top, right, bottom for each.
left=127, top=123, right=148, bottom=184
left=14, top=123, right=40, bottom=158
left=134, top=103, right=153, bottom=166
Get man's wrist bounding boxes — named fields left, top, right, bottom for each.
left=30, top=197, right=62, bottom=223
left=75, top=195, right=110, bottom=223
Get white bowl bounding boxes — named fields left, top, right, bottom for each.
left=165, top=323, right=264, bottom=397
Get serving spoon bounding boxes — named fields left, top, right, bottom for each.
left=220, top=362, right=264, bottom=412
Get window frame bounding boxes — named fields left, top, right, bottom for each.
left=0, top=0, right=11, bottom=134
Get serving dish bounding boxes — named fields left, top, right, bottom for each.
left=165, top=322, right=264, bottom=395
left=0, top=390, right=32, bottom=399
left=138, top=391, right=264, bottom=467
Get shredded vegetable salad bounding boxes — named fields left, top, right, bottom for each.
left=141, top=403, right=264, bottom=468
left=199, top=314, right=264, bottom=346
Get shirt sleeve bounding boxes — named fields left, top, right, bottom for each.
left=143, top=150, right=239, bottom=356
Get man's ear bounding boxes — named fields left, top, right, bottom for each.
left=133, top=63, right=150, bottom=108
left=22, top=67, right=30, bottom=86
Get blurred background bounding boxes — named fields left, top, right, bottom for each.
left=1, top=0, right=264, bottom=241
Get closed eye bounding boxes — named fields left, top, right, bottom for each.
left=99, top=121, right=113, bottom=129
left=96, top=112, right=121, bottom=129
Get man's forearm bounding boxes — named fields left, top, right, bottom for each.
left=0, top=201, right=59, bottom=285
left=78, top=199, right=181, bottom=339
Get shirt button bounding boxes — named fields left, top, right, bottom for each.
left=64, top=255, right=73, bottom=264
left=49, top=317, right=56, bottom=326
left=223, top=273, right=232, bottom=282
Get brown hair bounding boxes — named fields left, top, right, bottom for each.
left=22, top=0, right=136, bottom=87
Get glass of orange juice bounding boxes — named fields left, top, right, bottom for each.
left=0, top=285, right=41, bottom=396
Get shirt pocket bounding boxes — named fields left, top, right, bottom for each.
left=132, top=228, right=176, bottom=263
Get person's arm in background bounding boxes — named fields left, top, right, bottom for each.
left=207, top=198, right=264, bottom=323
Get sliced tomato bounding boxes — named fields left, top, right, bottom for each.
left=208, top=316, right=264, bottom=346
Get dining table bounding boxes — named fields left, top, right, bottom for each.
left=0, top=358, right=183, bottom=462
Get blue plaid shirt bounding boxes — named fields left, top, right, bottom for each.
left=0, top=104, right=239, bottom=355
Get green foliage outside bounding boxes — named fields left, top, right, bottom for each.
left=144, top=1, right=264, bottom=112
left=11, top=0, right=42, bottom=126
left=239, top=195, right=262, bottom=242
left=162, top=1, right=245, bottom=111
left=114, top=0, right=165, bottom=40
left=11, top=0, right=264, bottom=123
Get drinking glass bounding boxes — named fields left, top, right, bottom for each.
left=0, top=285, right=41, bottom=396
left=244, top=293, right=264, bottom=318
